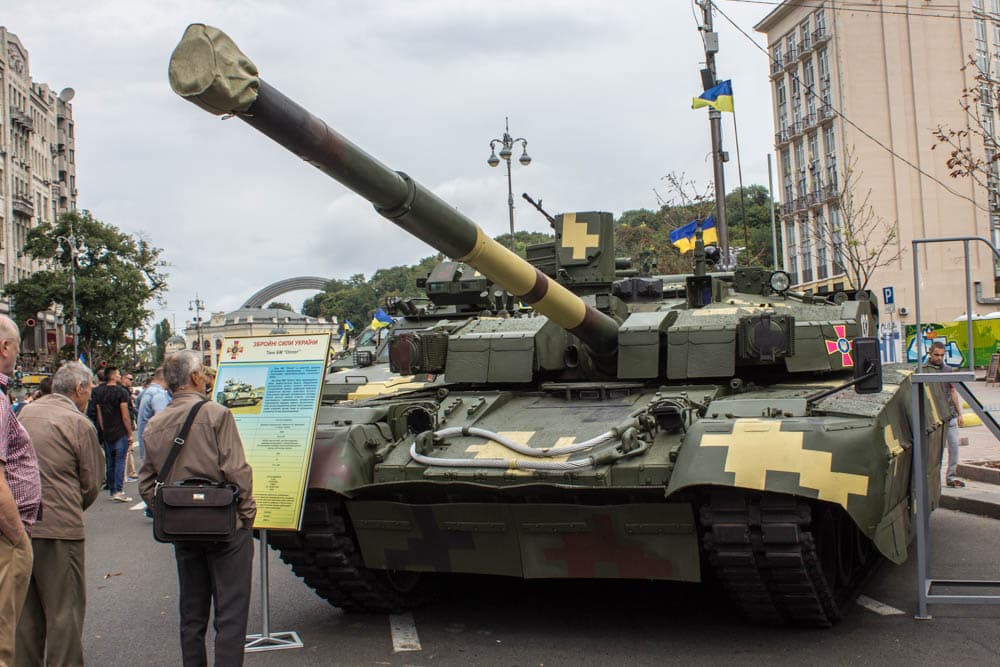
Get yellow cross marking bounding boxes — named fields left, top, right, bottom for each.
left=466, top=432, right=575, bottom=477
left=561, top=213, right=600, bottom=260
left=884, top=423, right=904, bottom=456
left=701, top=419, right=869, bottom=508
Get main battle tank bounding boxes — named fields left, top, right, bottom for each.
left=216, top=378, right=261, bottom=408
left=169, top=25, right=948, bottom=626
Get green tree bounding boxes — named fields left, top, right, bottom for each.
left=4, top=210, right=168, bottom=366
left=725, top=185, right=781, bottom=268
left=152, top=318, right=172, bottom=366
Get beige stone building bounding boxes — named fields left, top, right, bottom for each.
left=183, top=307, right=338, bottom=368
left=0, top=27, right=78, bottom=359
left=756, top=1, right=1000, bottom=324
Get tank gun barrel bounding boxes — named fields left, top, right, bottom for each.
left=168, top=24, right=618, bottom=356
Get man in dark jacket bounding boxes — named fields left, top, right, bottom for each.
left=139, top=350, right=256, bottom=666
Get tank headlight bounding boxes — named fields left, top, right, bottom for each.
left=769, top=271, right=791, bottom=293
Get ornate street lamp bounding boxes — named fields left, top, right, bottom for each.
left=55, top=231, right=78, bottom=361
left=189, top=296, right=205, bottom=362
left=487, top=117, right=531, bottom=251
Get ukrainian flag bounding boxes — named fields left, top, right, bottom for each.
left=370, top=307, right=394, bottom=330
left=340, top=319, right=355, bottom=347
left=669, top=216, right=718, bottom=254
left=692, top=80, right=734, bottom=113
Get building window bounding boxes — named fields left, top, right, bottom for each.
left=815, top=214, right=828, bottom=280
left=800, top=18, right=811, bottom=51
left=799, top=216, right=813, bottom=283
left=785, top=221, right=798, bottom=283
left=829, top=207, right=844, bottom=275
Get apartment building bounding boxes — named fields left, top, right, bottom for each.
left=756, top=1, right=998, bottom=324
left=1, top=27, right=78, bottom=358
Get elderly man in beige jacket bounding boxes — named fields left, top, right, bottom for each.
left=15, top=361, right=103, bottom=666
left=139, top=350, right=256, bottom=667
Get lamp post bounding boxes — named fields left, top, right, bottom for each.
left=189, top=296, right=205, bottom=362
left=55, top=232, right=78, bottom=361
left=487, top=117, right=531, bottom=251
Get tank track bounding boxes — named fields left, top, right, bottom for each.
left=699, top=490, right=878, bottom=627
left=267, top=492, right=428, bottom=613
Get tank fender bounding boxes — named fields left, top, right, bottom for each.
left=308, top=422, right=393, bottom=494
left=666, top=416, right=887, bottom=547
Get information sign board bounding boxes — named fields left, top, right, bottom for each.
left=882, top=286, right=895, bottom=305
left=212, top=334, right=331, bottom=530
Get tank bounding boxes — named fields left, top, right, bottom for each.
left=216, top=378, right=261, bottom=408
left=169, top=24, right=949, bottom=627
left=322, top=262, right=503, bottom=403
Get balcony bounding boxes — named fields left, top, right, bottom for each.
left=800, top=35, right=812, bottom=54
left=823, top=183, right=839, bottom=201
left=790, top=119, right=804, bottom=138
left=50, top=183, right=63, bottom=197
left=804, top=110, right=818, bottom=128
left=812, top=28, right=830, bottom=45
left=781, top=201, right=796, bottom=215
left=817, top=105, right=835, bottom=123
left=786, top=45, right=799, bottom=63
left=808, top=187, right=825, bottom=207
left=12, top=194, right=33, bottom=217
left=775, top=129, right=790, bottom=145
left=770, top=59, right=784, bottom=77
left=9, top=107, right=33, bottom=132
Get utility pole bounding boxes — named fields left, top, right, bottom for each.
left=696, top=0, right=730, bottom=266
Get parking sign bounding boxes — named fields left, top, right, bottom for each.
left=882, top=286, right=895, bottom=305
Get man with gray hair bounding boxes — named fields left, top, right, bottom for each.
left=14, top=361, right=103, bottom=666
left=140, top=350, right=255, bottom=666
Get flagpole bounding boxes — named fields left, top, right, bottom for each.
left=697, top=1, right=730, bottom=267
left=732, top=110, right=750, bottom=257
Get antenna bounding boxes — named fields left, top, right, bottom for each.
left=58, top=87, right=75, bottom=103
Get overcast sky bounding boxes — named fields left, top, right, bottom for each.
left=9, top=0, right=775, bottom=335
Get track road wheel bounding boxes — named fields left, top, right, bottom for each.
left=268, top=491, right=435, bottom=613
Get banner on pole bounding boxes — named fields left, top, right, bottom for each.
left=213, top=334, right=330, bottom=530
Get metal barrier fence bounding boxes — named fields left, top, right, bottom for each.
left=910, top=236, right=1000, bottom=618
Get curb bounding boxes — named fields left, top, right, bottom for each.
left=940, top=487, right=1000, bottom=520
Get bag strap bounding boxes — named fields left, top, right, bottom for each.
left=156, top=400, right=208, bottom=486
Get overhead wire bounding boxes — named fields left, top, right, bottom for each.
left=713, top=0, right=989, bottom=213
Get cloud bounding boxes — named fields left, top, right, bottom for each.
left=7, top=0, right=775, bottom=331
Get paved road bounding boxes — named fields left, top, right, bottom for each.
left=80, top=483, right=1000, bottom=666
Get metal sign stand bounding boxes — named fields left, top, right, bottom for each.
left=245, top=529, right=303, bottom=652
left=910, top=235, right=1000, bottom=618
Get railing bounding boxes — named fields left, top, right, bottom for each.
left=910, top=236, right=1000, bottom=618
left=770, top=59, right=784, bottom=77
left=817, top=105, right=835, bottom=122
left=799, top=34, right=812, bottom=53
left=774, top=129, right=790, bottom=145
left=804, top=110, right=818, bottom=128
left=812, top=28, right=830, bottom=45
left=790, top=119, right=804, bottom=137
left=786, top=45, right=799, bottom=63
left=823, top=182, right=839, bottom=200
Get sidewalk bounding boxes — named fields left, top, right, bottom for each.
left=937, top=377, right=1000, bottom=519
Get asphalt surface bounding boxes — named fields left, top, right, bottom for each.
left=79, top=486, right=1000, bottom=666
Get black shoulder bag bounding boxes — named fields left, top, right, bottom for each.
left=152, top=400, right=240, bottom=543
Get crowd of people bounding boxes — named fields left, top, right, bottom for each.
left=0, top=314, right=256, bottom=666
